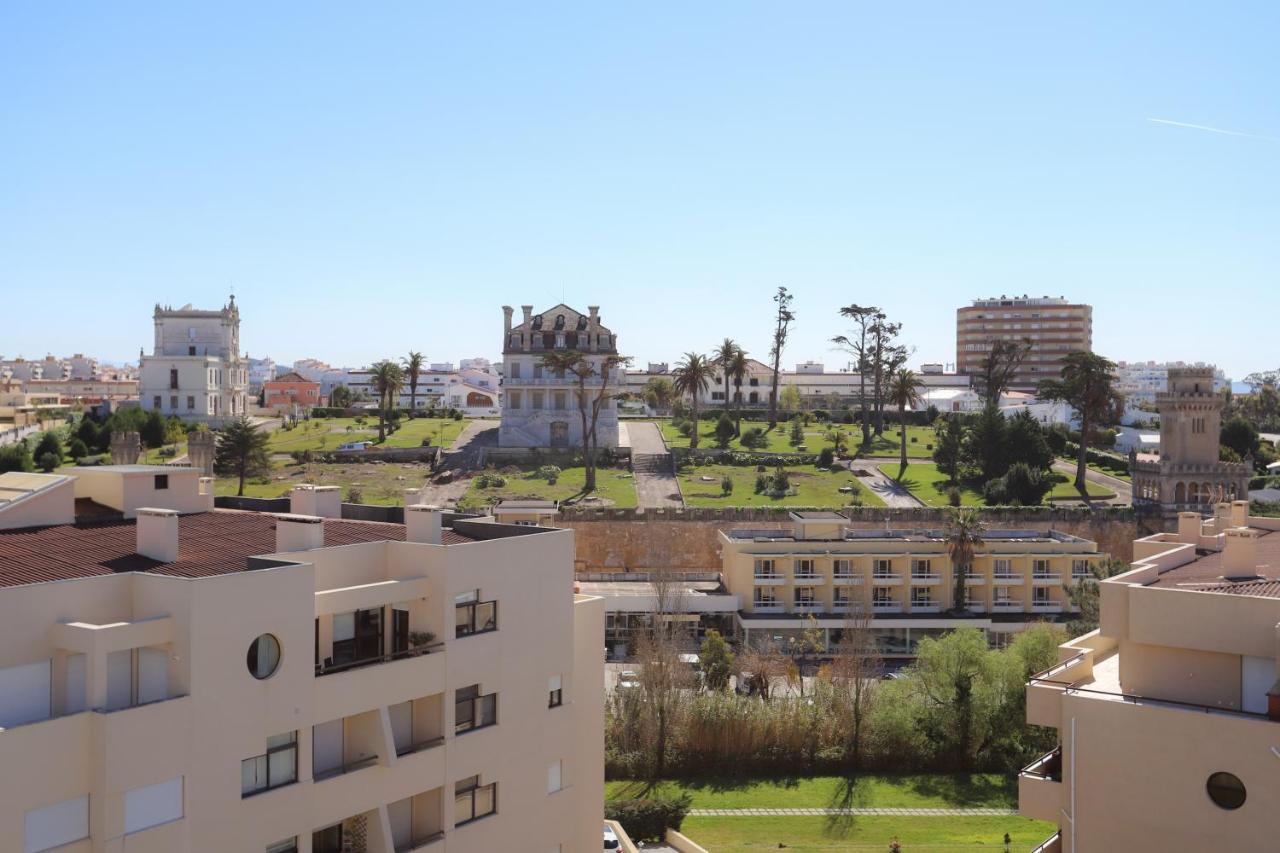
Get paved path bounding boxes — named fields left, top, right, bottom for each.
left=1052, top=460, right=1133, bottom=505
left=844, top=461, right=926, bottom=508
left=625, top=422, right=684, bottom=508
left=689, top=807, right=1017, bottom=816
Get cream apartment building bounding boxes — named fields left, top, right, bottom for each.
left=956, top=296, right=1092, bottom=390
left=720, top=512, right=1105, bottom=657
left=0, top=468, right=604, bottom=853
left=1020, top=501, right=1280, bottom=851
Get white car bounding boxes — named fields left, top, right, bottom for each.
left=604, top=822, right=621, bottom=850
left=616, top=670, right=641, bottom=690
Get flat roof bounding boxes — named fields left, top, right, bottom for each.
left=494, top=500, right=558, bottom=510
left=725, top=527, right=1088, bottom=544
left=1147, top=528, right=1280, bottom=596
left=68, top=465, right=199, bottom=475
left=0, top=472, right=69, bottom=506
left=0, top=509, right=478, bottom=589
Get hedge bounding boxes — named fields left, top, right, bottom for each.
left=604, top=795, right=692, bottom=842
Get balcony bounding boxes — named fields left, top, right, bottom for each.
left=872, top=601, right=903, bottom=613
left=832, top=573, right=862, bottom=586
left=792, top=600, right=823, bottom=614
left=992, top=600, right=1023, bottom=611
left=964, top=573, right=986, bottom=585
left=794, top=574, right=825, bottom=585
left=871, top=573, right=903, bottom=586
left=314, top=648, right=446, bottom=722
left=1032, top=572, right=1062, bottom=586
left=1018, top=747, right=1063, bottom=823
left=313, top=754, right=379, bottom=782
left=396, top=832, right=445, bottom=852
left=909, top=573, right=942, bottom=586
left=1028, top=832, right=1062, bottom=853
left=315, top=643, right=443, bottom=678
left=752, top=602, right=785, bottom=613
left=993, top=574, right=1024, bottom=585
left=1031, top=601, right=1064, bottom=613
left=753, top=574, right=784, bottom=586
left=910, top=603, right=942, bottom=613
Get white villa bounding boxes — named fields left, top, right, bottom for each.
left=138, top=299, right=248, bottom=425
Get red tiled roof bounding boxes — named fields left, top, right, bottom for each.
left=0, top=510, right=474, bottom=588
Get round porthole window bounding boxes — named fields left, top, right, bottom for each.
left=247, top=634, right=281, bottom=680
left=1206, top=771, right=1246, bottom=810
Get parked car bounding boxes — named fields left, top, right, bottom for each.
left=616, top=670, right=641, bottom=690
left=603, top=821, right=622, bottom=850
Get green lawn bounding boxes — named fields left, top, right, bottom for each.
left=681, top=815, right=1055, bottom=851
left=654, top=418, right=848, bottom=454
left=266, top=416, right=470, bottom=454
left=607, top=774, right=1016, bottom=810
left=213, top=460, right=437, bottom=505
left=456, top=465, right=638, bottom=510
left=856, top=426, right=938, bottom=459
left=677, top=463, right=885, bottom=508
left=879, top=462, right=1114, bottom=507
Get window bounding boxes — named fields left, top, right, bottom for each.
left=794, top=588, right=817, bottom=606
left=247, top=634, right=281, bottom=679
left=1033, top=587, right=1051, bottom=604
left=911, top=588, right=932, bottom=606
left=455, top=776, right=497, bottom=826
left=1032, top=559, right=1051, bottom=576
left=124, top=776, right=183, bottom=834
left=993, top=559, right=1013, bottom=577
left=169, top=368, right=179, bottom=389
left=153, top=395, right=161, bottom=410
left=188, top=346, right=196, bottom=356
left=754, top=559, right=776, bottom=577
left=911, top=559, right=932, bottom=577
left=548, top=674, right=563, bottom=708
left=331, top=607, right=382, bottom=664
left=241, top=732, right=298, bottom=797
left=312, top=825, right=343, bottom=853
left=266, top=839, right=298, bottom=853
left=186, top=395, right=194, bottom=411
left=455, top=685, right=497, bottom=733
left=749, top=377, right=759, bottom=386
left=795, top=559, right=816, bottom=578
left=834, top=559, right=853, bottom=577
left=455, top=592, right=498, bottom=638
left=24, top=795, right=89, bottom=853
left=154, top=474, right=169, bottom=490
left=169, top=395, right=178, bottom=411
left=834, top=589, right=852, bottom=606
left=1206, top=772, right=1246, bottom=810
left=548, top=760, right=563, bottom=793
left=873, top=559, right=893, bottom=577
left=753, top=589, right=778, bottom=606
left=872, top=588, right=892, bottom=605
left=1072, top=560, right=1091, bottom=579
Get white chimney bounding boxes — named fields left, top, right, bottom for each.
left=406, top=504, right=444, bottom=545
left=1177, top=512, right=1201, bottom=544
left=275, top=514, right=324, bottom=552
left=403, top=487, right=422, bottom=507
left=1231, top=500, right=1249, bottom=528
left=313, top=486, right=341, bottom=519
left=136, top=507, right=179, bottom=562
left=1223, top=527, right=1260, bottom=576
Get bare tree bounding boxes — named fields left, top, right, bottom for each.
left=829, top=604, right=882, bottom=767
left=737, top=637, right=788, bottom=701
left=635, top=567, right=692, bottom=778
left=768, top=287, right=796, bottom=430
left=973, top=338, right=1032, bottom=411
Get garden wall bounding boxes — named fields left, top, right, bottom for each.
left=558, top=505, right=1165, bottom=570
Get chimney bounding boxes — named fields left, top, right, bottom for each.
left=275, top=514, right=324, bottom=552
left=136, top=508, right=179, bottom=562
left=403, top=487, right=422, bottom=507
left=521, top=306, right=533, bottom=352
left=502, top=305, right=513, bottom=335
left=1223, top=527, right=1260, bottom=577
left=587, top=305, right=600, bottom=351
left=1231, top=500, right=1250, bottom=528
left=1177, top=512, right=1201, bottom=544
left=406, top=504, right=444, bottom=545
left=289, top=485, right=341, bottom=519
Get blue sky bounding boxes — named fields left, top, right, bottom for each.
left=2, top=2, right=1275, bottom=378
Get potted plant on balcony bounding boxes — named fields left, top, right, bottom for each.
left=408, top=630, right=436, bottom=655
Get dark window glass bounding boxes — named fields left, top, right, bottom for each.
left=1207, top=772, right=1246, bottom=810
left=247, top=634, right=281, bottom=679
left=455, top=685, right=497, bottom=733
left=456, top=599, right=498, bottom=638
left=312, top=825, right=343, bottom=853
left=155, top=474, right=169, bottom=490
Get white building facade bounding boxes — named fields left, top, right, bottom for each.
left=138, top=300, right=248, bottom=425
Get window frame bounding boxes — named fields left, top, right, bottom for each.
left=455, top=596, right=498, bottom=639
left=454, top=776, right=497, bottom=826
left=241, top=731, right=298, bottom=798
left=454, top=685, right=498, bottom=734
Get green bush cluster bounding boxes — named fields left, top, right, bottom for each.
left=604, top=796, right=692, bottom=842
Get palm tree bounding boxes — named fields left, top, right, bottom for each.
left=945, top=508, right=986, bottom=614
left=369, top=360, right=404, bottom=443
left=402, top=351, right=424, bottom=413
left=213, top=415, right=270, bottom=497
left=672, top=352, right=714, bottom=449
left=727, top=348, right=750, bottom=435
left=1037, top=352, right=1122, bottom=491
left=887, top=368, right=923, bottom=475
left=712, top=338, right=742, bottom=417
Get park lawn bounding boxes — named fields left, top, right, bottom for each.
left=456, top=466, right=638, bottom=510
left=880, top=463, right=1115, bottom=506
left=213, top=460, right=437, bottom=505
left=855, top=426, right=937, bottom=459
left=678, top=463, right=885, bottom=508
left=607, top=774, right=1016, bottom=810
left=266, top=417, right=470, bottom=454
left=654, top=419, right=850, bottom=454
left=680, top=815, right=1055, bottom=852
left=138, top=441, right=187, bottom=465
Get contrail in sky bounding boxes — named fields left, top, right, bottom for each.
left=1146, top=117, right=1275, bottom=141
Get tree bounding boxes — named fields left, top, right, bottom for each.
left=213, top=416, right=271, bottom=496
left=644, top=376, right=674, bottom=414
left=962, top=408, right=1007, bottom=482
left=985, top=462, right=1054, bottom=506
left=869, top=315, right=906, bottom=436
left=402, top=351, right=425, bottom=412
left=1065, top=557, right=1129, bottom=636
left=973, top=339, right=1032, bottom=411
left=75, top=417, right=100, bottom=450
left=37, top=452, right=60, bottom=472
left=767, top=287, right=795, bottom=430
left=1221, top=417, right=1261, bottom=462
left=712, top=338, right=742, bottom=417
left=635, top=567, right=691, bottom=778
left=34, top=432, right=62, bottom=464
left=163, top=417, right=186, bottom=449
left=887, top=368, right=923, bottom=475
left=713, top=413, right=735, bottom=449
left=67, top=437, right=90, bottom=462
left=0, top=443, right=34, bottom=474
left=672, top=353, right=714, bottom=449
left=369, top=360, right=404, bottom=443
left=933, top=415, right=963, bottom=482
left=140, top=410, right=166, bottom=450
left=540, top=349, right=631, bottom=492
left=779, top=384, right=802, bottom=414
left=1004, top=409, right=1054, bottom=471
left=698, top=629, right=735, bottom=692
left=832, top=305, right=881, bottom=447
left=329, top=383, right=352, bottom=409
left=829, top=606, right=882, bottom=766
left=727, top=348, right=750, bottom=435
left=945, top=508, right=986, bottom=613
left=1037, top=352, right=1123, bottom=491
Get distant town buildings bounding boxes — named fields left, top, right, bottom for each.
left=1113, top=360, right=1229, bottom=407
left=500, top=304, right=620, bottom=448
left=345, top=363, right=500, bottom=415
left=956, top=295, right=1093, bottom=391
left=138, top=299, right=248, bottom=425
left=263, top=371, right=324, bottom=414
left=246, top=356, right=278, bottom=389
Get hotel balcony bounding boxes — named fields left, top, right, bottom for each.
left=794, top=573, right=825, bottom=584
left=992, top=574, right=1024, bottom=586
left=314, top=650, right=445, bottom=726
left=1018, top=747, right=1063, bottom=823
left=909, top=602, right=942, bottom=613
left=752, top=602, right=785, bottom=614
left=1031, top=601, right=1064, bottom=613
left=389, top=788, right=445, bottom=853
left=992, top=601, right=1023, bottom=612
left=872, top=601, right=903, bottom=614
left=909, top=573, right=942, bottom=586
left=791, top=600, right=824, bottom=614
left=1028, top=832, right=1062, bottom=853
left=1031, top=572, right=1062, bottom=586
left=831, top=573, right=862, bottom=586
left=871, top=573, right=903, bottom=586
left=831, top=601, right=858, bottom=613
left=963, top=574, right=986, bottom=586
left=753, top=573, right=784, bottom=585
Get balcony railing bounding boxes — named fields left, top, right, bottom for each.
left=964, top=574, right=986, bottom=585
left=313, top=754, right=379, bottom=781
left=792, top=600, right=823, bottom=612
left=992, top=600, right=1022, bottom=610
left=1032, top=572, right=1062, bottom=584
left=909, top=573, right=942, bottom=585
left=871, top=572, right=903, bottom=584
left=1021, top=747, right=1062, bottom=782
left=753, top=602, right=784, bottom=613
left=1028, top=832, right=1062, bottom=853
left=832, top=573, right=861, bottom=585
left=316, top=642, right=444, bottom=677
left=993, top=573, right=1024, bottom=585
left=794, top=574, right=824, bottom=584
left=396, top=831, right=445, bottom=852
left=872, top=601, right=903, bottom=613
left=1031, top=601, right=1064, bottom=612
left=395, top=735, right=445, bottom=758
left=753, top=573, right=783, bottom=584
left=910, top=602, right=942, bottom=613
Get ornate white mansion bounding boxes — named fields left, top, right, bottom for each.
left=499, top=304, right=621, bottom=448
left=138, top=298, right=248, bottom=426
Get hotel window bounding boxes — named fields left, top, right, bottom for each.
left=548, top=674, right=563, bottom=708
left=169, top=395, right=178, bottom=411
left=241, top=732, right=298, bottom=797
left=753, top=589, right=778, bottom=607
left=1033, top=587, right=1051, bottom=605
left=873, top=559, right=893, bottom=577
left=1032, top=559, right=1051, bottom=576
left=993, top=559, right=1013, bottom=577
left=186, top=395, right=195, bottom=411
left=154, top=474, right=169, bottom=490
left=910, top=588, right=932, bottom=607
left=833, top=559, right=853, bottom=577
left=754, top=559, right=777, bottom=578
left=533, top=363, right=544, bottom=379
left=872, top=587, right=892, bottom=605
left=508, top=390, right=522, bottom=409
left=312, top=825, right=343, bottom=853
left=531, top=391, right=544, bottom=409
left=1072, top=560, right=1091, bottom=579
left=455, top=685, right=497, bottom=733
left=794, top=588, right=817, bottom=606
left=509, top=362, right=521, bottom=379
left=994, top=589, right=1014, bottom=605
left=834, top=588, right=852, bottom=607
left=455, top=591, right=498, bottom=638
left=169, top=368, right=179, bottom=389
left=911, top=559, right=932, bottom=577
left=554, top=391, right=567, bottom=410
left=795, top=559, right=816, bottom=578
left=454, top=775, right=497, bottom=826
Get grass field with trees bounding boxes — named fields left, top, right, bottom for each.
left=677, top=462, right=884, bottom=507
left=457, top=463, right=638, bottom=510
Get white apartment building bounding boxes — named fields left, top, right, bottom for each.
left=248, top=357, right=279, bottom=390
left=0, top=469, right=605, bottom=853
left=1114, top=360, right=1229, bottom=407
left=138, top=300, right=248, bottom=425
left=345, top=366, right=500, bottom=416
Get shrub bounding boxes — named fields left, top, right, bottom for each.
left=34, top=432, right=61, bottom=462
left=721, top=475, right=733, bottom=496
left=841, top=409, right=854, bottom=424
left=67, top=438, right=89, bottom=461
left=984, top=463, right=1054, bottom=506
left=536, top=464, right=561, bottom=485
left=346, top=486, right=363, bottom=503
left=817, top=447, right=834, bottom=468
left=754, top=473, right=769, bottom=494
left=740, top=427, right=767, bottom=450
left=475, top=473, right=508, bottom=488
left=37, top=451, right=60, bottom=472
left=947, top=486, right=962, bottom=507
left=604, top=796, right=692, bottom=843
left=789, top=418, right=804, bottom=446
left=812, top=409, right=829, bottom=422
left=677, top=420, right=695, bottom=438
left=714, top=414, right=735, bottom=449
